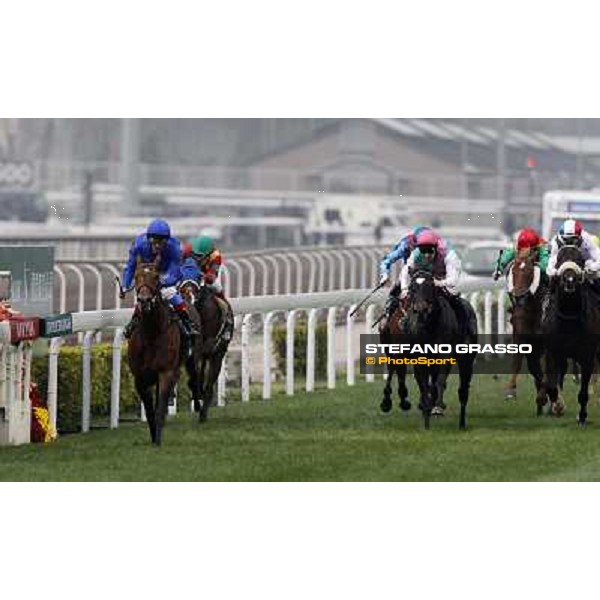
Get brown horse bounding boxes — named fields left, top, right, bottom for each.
left=128, top=258, right=184, bottom=445
left=379, top=299, right=411, bottom=413
left=503, top=248, right=547, bottom=413
left=179, top=280, right=231, bottom=422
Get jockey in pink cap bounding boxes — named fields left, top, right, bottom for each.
left=399, top=229, right=460, bottom=297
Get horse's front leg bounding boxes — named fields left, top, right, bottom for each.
left=577, top=356, right=595, bottom=426
left=154, top=370, right=179, bottom=445
left=526, top=348, right=547, bottom=413
left=185, top=355, right=202, bottom=413
left=414, top=367, right=432, bottom=430
left=505, top=353, right=523, bottom=400
left=543, top=351, right=563, bottom=417
left=397, top=362, right=411, bottom=411
left=380, top=363, right=394, bottom=413
left=136, top=377, right=156, bottom=444
left=432, top=365, right=450, bottom=416
left=200, top=354, right=225, bottom=423
left=457, top=355, right=475, bottom=431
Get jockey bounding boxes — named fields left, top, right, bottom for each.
left=121, top=218, right=197, bottom=340
left=379, top=226, right=432, bottom=319
left=399, top=229, right=473, bottom=332
left=399, top=229, right=460, bottom=297
left=546, top=218, right=600, bottom=279
left=494, top=227, right=549, bottom=280
left=183, top=235, right=234, bottom=346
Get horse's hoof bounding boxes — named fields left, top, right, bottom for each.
left=431, top=406, right=445, bottom=417
left=551, top=402, right=565, bottom=418
left=380, top=400, right=392, bottom=413
left=399, top=399, right=411, bottom=412
left=578, top=420, right=587, bottom=428
left=505, top=391, right=516, bottom=401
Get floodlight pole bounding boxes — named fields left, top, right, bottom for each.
left=121, top=118, right=140, bottom=215
left=497, top=118, right=506, bottom=209
left=576, top=118, right=585, bottom=188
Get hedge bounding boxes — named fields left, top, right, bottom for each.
left=30, top=344, right=194, bottom=434
left=272, top=321, right=328, bottom=379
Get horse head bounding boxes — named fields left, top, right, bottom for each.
left=134, top=259, right=161, bottom=314
left=556, top=244, right=585, bottom=295
left=407, top=269, right=437, bottom=330
left=509, top=248, right=541, bottom=299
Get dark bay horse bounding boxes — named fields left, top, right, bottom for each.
left=503, top=247, right=546, bottom=412
left=128, top=258, right=184, bottom=445
left=405, top=270, right=478, bottom=430
left=537, top=245, right=600, bottom=425
left=179, top=280, right=231, bottom=422
left=379, top=298, right=411, bottom=413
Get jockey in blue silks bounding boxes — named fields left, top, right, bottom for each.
left=122, top=218, right=197, bottom=340
left=378, top=226, right=431, bottom=320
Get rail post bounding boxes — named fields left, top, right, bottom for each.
left=286, top=309, right=298, bottom=396
left=47, top=337, right=63, bottom=432
left=241, top=313, right=252, bottom=402
left=110, top=327, right=124, bottom=428
left=306, top=308, right=319, bottom=392
left=81, top=330, right=94, bottom=433
left=263, top=311, right=275, bottom=399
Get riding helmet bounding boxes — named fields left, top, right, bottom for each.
left=191, top=236, right=215, bottom=259
left=415, top=229, right=439, bottom=248
left=558, top=219, right=583, bottom=246
left=517, top=228, right=540, bottom=250
left=146, top=219, right=171, bottom=239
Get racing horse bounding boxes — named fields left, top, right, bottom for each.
left=179, top=279, right=232, bottom=422
left=503, top=247, right=547, bottom=412
left=537, top=245, right=600, bottom=425
left=127, top=256, right=185, bottom=445
left=379, top=297, right=411, bottom=414
left=404, top=270, right=478, bottom=430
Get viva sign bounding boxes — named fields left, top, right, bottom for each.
left=9, top=317, right=40, bottom=343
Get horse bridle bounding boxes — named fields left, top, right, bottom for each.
left=408, top=271, right=437, bottom=327
left=179, top=279, right=201, bottom=304
left=135, top=265, right=161, bottom=310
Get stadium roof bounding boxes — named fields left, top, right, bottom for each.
left=371, top=118, right=425, bottom=137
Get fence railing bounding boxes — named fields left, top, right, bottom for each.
left=0, top=277, right=505, bottom=445
left=53, top=245, right=392, bottom=313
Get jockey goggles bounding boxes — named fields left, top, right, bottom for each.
left=148, top=235, right=168, bottom=244
left=419, top=245, right=436, bottom=256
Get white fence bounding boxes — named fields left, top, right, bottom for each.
left=53, top=245, right=392, bottom=313
left=0, top=278, right=505, bottom=444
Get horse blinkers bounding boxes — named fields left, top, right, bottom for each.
left=560, top=267, right=583, bottom=294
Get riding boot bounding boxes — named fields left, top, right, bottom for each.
left=123, top=307, right=142, bottom=339
left=447, top=293, right=470, bottom=337
left=383, top=282, right=402, bottom=321
left=179, top=308, right=199, bottom=337
left=384, top=294, right=400, bottom=320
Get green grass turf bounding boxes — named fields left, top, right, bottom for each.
left=2, top=374, right=600, bottom=481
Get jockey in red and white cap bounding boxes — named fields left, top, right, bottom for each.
left=547, top=218, right=600, bottom=278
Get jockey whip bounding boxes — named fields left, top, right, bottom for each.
left=114, top=275, right=131, bottom=299
left=493, top=249, right=503, bottom=281
left=349, top=281, right=386, bottom=318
